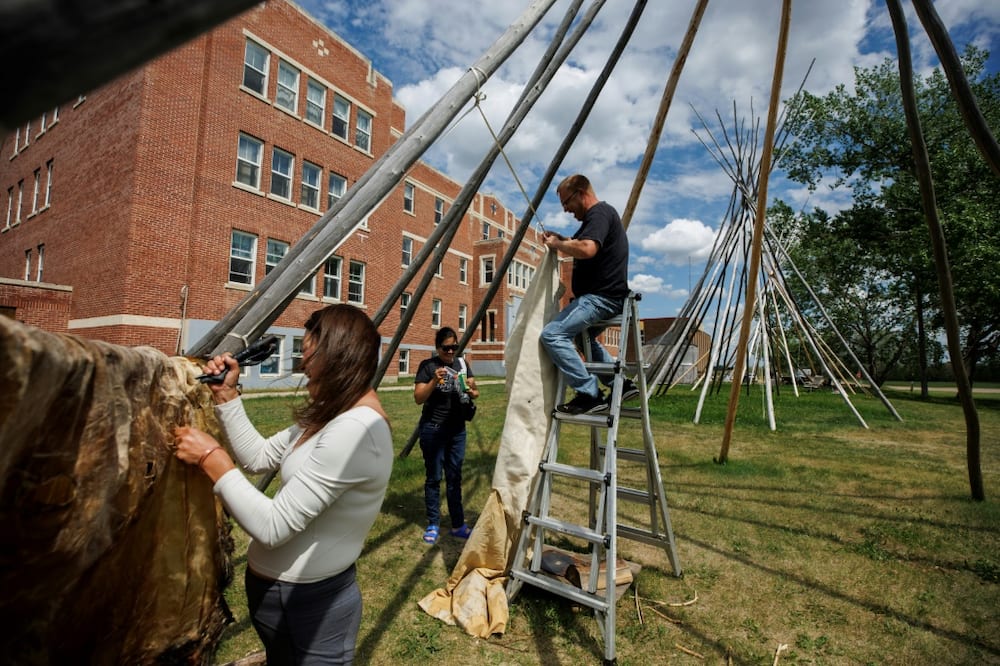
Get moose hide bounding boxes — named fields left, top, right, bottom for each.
left=0, top=317, right=233, bottom=664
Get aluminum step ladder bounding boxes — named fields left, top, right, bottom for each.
left=506, top=292, right=682, bottom=665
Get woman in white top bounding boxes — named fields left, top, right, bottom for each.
left=173, top=304, right=393, bottom=665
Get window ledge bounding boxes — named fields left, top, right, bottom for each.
left=266, top=193, right=296, bottom=207
left=232, top=182, right=265, bottom=196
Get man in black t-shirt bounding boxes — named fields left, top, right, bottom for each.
left=540, top=174, right=637, bottom=415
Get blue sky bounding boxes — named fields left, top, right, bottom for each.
left=297, top=0, right=999, bottom=319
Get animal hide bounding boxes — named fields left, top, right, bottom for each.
left=0, top=316, right=232, bottom=664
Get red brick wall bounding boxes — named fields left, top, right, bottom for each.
left=0, top=280, right=72, bottom=332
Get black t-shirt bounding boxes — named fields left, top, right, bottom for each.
left=415, top=355, right=475, bottom=426
left=571, top=201, right=629, bottom=300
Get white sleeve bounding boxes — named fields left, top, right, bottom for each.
left=213, top=413, right=380, bottom=548
left=215, top=397, right=294, bottom=473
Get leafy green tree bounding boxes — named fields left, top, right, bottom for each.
left=778, top=45, right=1000, bottom=388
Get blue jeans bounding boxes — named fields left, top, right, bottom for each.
left=419, top=421, right=466, bottom=528
left=245, top=564, right=361, bottom=666
left=540, top=293, right=622, bottom=397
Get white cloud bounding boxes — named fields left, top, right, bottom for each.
left=639, top=218, right=717, bottom=265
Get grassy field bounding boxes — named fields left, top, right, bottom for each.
left=214, top=382, right=999, bottom=665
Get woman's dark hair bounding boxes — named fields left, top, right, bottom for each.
left=294, top=304, right=380, bottom=432
left=435, top=327, right=458, bottom=349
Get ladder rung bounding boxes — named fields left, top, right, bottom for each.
left=598, top=445, right=647, bottom=462
left=553, top=411, right=614, bottom=427
left=582, top=361, right=618, bottom=373
left=541, top=461, right=607, bottom=485
left=594, top=316, right=623, bottom=328
left=617, top=524, right=677, bottom=553
left=526, top=515, right=608, bottom=546
left=617, top=486, right=655, bottom=503
left=508, top=569, right=611, bottom=612
left=617, top=406, right=643, bottom=419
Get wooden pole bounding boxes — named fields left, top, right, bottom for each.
left=717, top=0, right=792, bottom=463
left=886, top=0, right=983, bottom=500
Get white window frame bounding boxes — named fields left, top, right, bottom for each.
left=328, top=172, right=346, bottom=210
left=402, top=237, right=413, bottom=266
left=30, top=169, right=40, bottom=215
left=6, top=187, right=13, bottom=228
left=270, top=147, right=294, bottom=200
left=347, top=260, right=365, bottom=304
left=459, top=304, right=468, bottom=331
left=35, top=244, right=44, bottom=282
left=24, top=249, right=31, bottom=281
left=275, top=60, right=300, bottom=114
left=403, top=182, right=415, bottom=213
left=481, top=256, right=495, bottom=285
left=265, top=238, right=289, bottom=275
left=229, top=230, right=257, bottom=285
left=400, top=292, right=411, bottom=317
left=300, top=161, right=321, bottom=210
left=292, top=336, right=305, bottom=374
left=306, top=78, right=326, bottom=127
left=323, top=256, right=342, bottom=300
left=259, top=337, right=283, bottom=376
left=15, top=181, right=23, bottom=224
left=431, top=299, right=442, bottom=328
left=243, top=40, right=269, bottom=96
left=398, top=349, right=410, bottom=375
left=44, top=160, right=53, bottom=207
left=482, top=221, right=490, bottom=240
left=236, top=133, right=263, bottom=189
left=459, top=257, right=468, bottom=284
left=332, top=95, right=350, bottom=140
left=435, top=197, right=444, bottom=224
left=355, top=109, right=372, bottom=152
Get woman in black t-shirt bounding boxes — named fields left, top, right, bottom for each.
left=413, top=327, right=479, bottom=545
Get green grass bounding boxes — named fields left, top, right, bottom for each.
left=213, top=383, right=1000, bottom=665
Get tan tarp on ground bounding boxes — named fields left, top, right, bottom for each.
left=418, top=249, right=562, bottom=637
left=0, top=316, right=232, bottom=665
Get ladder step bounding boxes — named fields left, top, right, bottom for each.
left=526, top=515, right=608, bottom=546
left=508, top=569, right=611, bottom=612
left=598, top=445, right=647, bottom=462
left=541, top=461, right=608, bottom=484
left=553, top=411, right=614, bottom=427
left=617, top=486, right=655, bottom=503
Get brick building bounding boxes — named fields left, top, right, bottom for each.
left=0, top=0, right=545, bottom=388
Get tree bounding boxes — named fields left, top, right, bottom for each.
left=779, top=45, right=1000, bottom=390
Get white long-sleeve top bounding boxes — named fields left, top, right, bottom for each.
left=212, top=398, right=392, bottom=583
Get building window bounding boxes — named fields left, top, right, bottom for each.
left=435, top=257, right=443, bottom=277
left=481, top=256, right=494, bottom=284
left=276, top=60, right=300, bottom=113
left=24, top=249, right=31, bottom=281
left=328, top=172, right=346, bottom=209
left=435, top=197, right=444, bottom=224
left=431, top=299, right=441, bottom=327
left=400, top=292, right=410, bottom=317
left=348, top=260, right=365, bottom=304
left=482, top=221, right=490, bottom=240
left=243, top=40, right=269, bottom=95
left=459, top=257, right=468, bottom=284
left=300, top=161, right=321, bottom=210
left=292, top=336, right=305, bottom=373
left=35, top=244, right=44, bottom=282
left=5, top=187, right=13, bottom=228
left=403, top=182, right=414, bottom=213
left=15, top=181, right=23, bottom=224
left=459, top=304, right=468, bottom=331
left=355, top=109, right=372, bottom=152
left=13, top=127, right=20, bottom=155
left=299, top=271, right=316, bottom=296
left=332, top=95, right=350, bottom=140
left=306, top=78, right=325, bottom=126
left=270, top=148, right=294, bottom=200
left=51, top=106, right=59, bottom=124
left=229, top=230, right=257, bottom=284
left=265, top=239, right=289, bottom=275
left=398, top=349, right=410, bottom=375
left=323, top=256, right=341, bottom=299
left=401, top=237, right=413, bottom=266
left=259, top=337, right=282, bottom=376
left=236, top=133, right=263, bottom=189
left=44, top=160, right=53, bottom=207
left=31, top=169, right=40, bottom=215
left=23, top=121, right=29, bottom=148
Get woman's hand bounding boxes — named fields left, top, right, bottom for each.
left=172, top=425, right=236, bottom=482
left=202, top=353, right=241, bottom=404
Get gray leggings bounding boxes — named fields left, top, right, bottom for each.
left=245, top=564, right=361, bottom=665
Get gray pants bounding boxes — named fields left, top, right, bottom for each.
left=245, top=564, right=361, bottom=665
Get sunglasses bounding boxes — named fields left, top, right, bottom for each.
left=440, top=344, right=459, bottom=352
